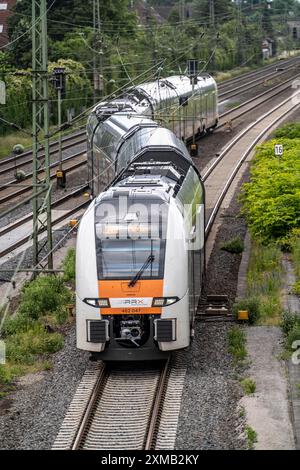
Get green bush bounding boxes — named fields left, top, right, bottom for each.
left=62, top=248, right=76, bottom=282
left=287, top=325, right=300, bottom=350
left=2, top=313, right=34, bottom=337
left=240, top=378, right=256, bottom=395
left=246, top=425, right=258, bottom=449
left=292, top=281, right=300, bottom=296
left=233, top=298, right=260, bottom=325
left=54, top=306, right=69, bottom=325
left=0, top=365, right=12, bottom=384
left=281, top=311, right=300, bottom=335
left=273, top=123, right=300, bottom=140
left=240, top=138, right=300, bottom=243
left=221, top=237, right=244, bottom=254
left=18, top=275, right=72, bottom=320
left=292, top=236, right=300, bottom=280
left=6, top=325, right=64, bottom=365
left=228, top=327, right=247, bottom=362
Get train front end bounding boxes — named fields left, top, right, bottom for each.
left=76, top=184, right=191, bottom=361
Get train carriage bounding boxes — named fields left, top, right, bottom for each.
left=77, top=73, right=217, bottom=360
left=87, top=74, right=218, bottom=196
left=77, top=122, right=205, bottom=360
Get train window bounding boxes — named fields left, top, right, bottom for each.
left=96, top=239, right=164, bottom=280
left=95, top=196, right=168, bottom=279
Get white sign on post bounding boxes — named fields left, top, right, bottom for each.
left=274, top=144, right=283, bottom=157
left=0, top=80, right=6, bottom=104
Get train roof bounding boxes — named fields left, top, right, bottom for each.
left=96, top=162, right=183, bottom=206
left=136, top=74, right=216, bottom=104
left=91, top=112, right=194, bottom=171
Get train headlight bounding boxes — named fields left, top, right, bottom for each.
left=83, top=298, right=110, bottom=308
left=152, top=297, right=179, bottom=307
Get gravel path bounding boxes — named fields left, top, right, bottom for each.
left=240, top=327, right=295, bottom=450
left=0, top=325, right=90, bottom=450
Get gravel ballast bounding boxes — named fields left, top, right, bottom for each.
left=0, top=326, right=89, bottom=450
left=175, top=178, right=248, bottom=450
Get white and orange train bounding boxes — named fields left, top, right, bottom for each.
left=76, top=74, right=218, bottom=360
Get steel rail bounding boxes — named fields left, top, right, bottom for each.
left=144, top=358, right=170, bottom=450
left=0, top=129, right=86, bottom=169
left=217, top=56, right=300, bottom=90
left=0, top=136, right=86, bottom=177
left=0, top=199, right=88, bottom=260
left=0, top=152, right=86, bottom=206
left=71, top=366, right=109, bottom=450
left=218, top=61, right=300, bottom=101
left=0, top=184, right=89, bottom=234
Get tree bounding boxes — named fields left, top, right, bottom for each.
left=8, top=0, right=137, bottom=68
left=193, top=0, right=233, bottom=25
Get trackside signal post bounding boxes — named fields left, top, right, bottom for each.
left=32, top=0, right=53, bottom=271
left=53, top=67, right=66, bottom=188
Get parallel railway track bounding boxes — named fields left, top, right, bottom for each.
left=1, top=61, right=300, bottom=262
left=0, top=55, right=298, bottom=181
left=1, top=60, right=299, bottom=204
left=0, top=185, right=89, bottom=260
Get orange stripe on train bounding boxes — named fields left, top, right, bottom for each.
left=98, top=279, right=163, bottom=315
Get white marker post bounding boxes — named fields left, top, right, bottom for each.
left=274, top=144, right=283, bottom=164
left=0, top=80, right=6, bottom=105
left=0, top=340, right=5, bottom=364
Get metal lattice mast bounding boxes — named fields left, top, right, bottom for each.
left=32, top=0, right=53, bottom=271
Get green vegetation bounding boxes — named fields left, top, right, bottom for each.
left=0, top=56, right=92, bottom=136
left=246, top=243, right=282, bottom=325
left=291, top=237, right=300, bottom=297
left=240, top=138, right=300, bottom=245
left=245, top=425, right=258, bottom=450
left=62, top=248, right=76, bottom=283
left=280, top=312, right=300, bottom=351
left=221, top=236, right=244, bottom=254
left=0, top=131, right=33, bottom=159
left=292, top=281, right=300, bottom=296
left=1, top=0, right=299, bottom=137
left=240, top=378, right=256, bottom=395
left=0, top=251, right=75, bottom=398
left=228, top=327, right=247, bottom=364
left=273, top=123, right=300, bottom=140
left=239, top=123, right=300, bottom=326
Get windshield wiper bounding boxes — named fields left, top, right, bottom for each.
left=128, top=255, right=155, bottom=287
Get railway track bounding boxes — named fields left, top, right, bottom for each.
left=0, top=129, right=86, bottom=173
left=0, top=55, right=298, bottom=179
left=53, top=355, right=186, bottom=450
left=2, top=60, right=299, bottom=205
left=1, top=64, right=300, bottom=264
left=0, top=185, right=89, bottom=262
left=0, top=150, right=86, bottom=207
left=217, top=58, right=300, bottom=101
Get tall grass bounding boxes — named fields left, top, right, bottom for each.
left=0, top=260, right=74, bottom=397
left=246, top=242, right=283, bottom=324
left=292, top=238, right=300, bottom=280
left=228, top=327, right=247, bottom=364
left=0, top=132, right=32, bottom=159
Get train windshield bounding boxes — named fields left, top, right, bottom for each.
left=97, top=239, right=163, bottom=280
left=94, top=196, right=168, bottom=280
